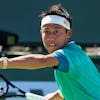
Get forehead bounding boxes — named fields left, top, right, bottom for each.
left=42, top=23, right=65, bottom=30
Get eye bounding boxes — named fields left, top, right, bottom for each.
left=54, top=30, right=59, bottom=35
left=42, top=30, right=50, bottom=34
left=45, top=30, right=50, bottom=34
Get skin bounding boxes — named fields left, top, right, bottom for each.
left=0, top=23, right=72, bottom=100
left=41, top=24, right=72, bottom=53
left=44, top=91, right=64, bottom=100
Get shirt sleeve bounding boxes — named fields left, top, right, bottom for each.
left=53, top=51, right=69, bottom=72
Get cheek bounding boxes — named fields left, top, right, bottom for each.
left=58, top=35, right=68, bottom=44
left=59, top=34, right=67, bottom=40
left=41, top=35, right=47, bottom=44
left=41, top=34, right=45, bottom=40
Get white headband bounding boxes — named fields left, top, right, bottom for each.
left=41, top=15, right=70, bottom=30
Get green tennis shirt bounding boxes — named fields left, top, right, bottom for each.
left=53, top=41, right=100, bottom=100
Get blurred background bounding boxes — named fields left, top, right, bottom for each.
left=0, top=0, right=100, bottom=100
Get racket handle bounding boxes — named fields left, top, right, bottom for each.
left=25, top=92, right=47, bottom=100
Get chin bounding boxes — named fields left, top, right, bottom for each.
left=48, top=48, right=58, bottom=53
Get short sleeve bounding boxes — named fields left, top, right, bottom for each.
left=53, top=51, right=69, bottom=72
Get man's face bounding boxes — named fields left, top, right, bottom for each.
left=41, top=24, right=72, bottom=53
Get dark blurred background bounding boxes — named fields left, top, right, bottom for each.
left=0, top=0, right=100, bottom=43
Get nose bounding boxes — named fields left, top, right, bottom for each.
left=48, top=33, right=56, bottom=38
left=47, top=34, right=56, bottom=42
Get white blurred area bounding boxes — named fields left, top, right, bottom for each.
left=85, top=47, right=100, bottom=57
left=0, top=45, right=3, bottom=52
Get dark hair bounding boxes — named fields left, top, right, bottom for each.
left=40, top=4, right=72, bottom=28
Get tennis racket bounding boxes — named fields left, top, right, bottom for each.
left=0, top=73, right=46, bottom=100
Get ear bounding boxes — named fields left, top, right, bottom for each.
left=66, top=29, right=72, bottom=38
left=40, top=30, right=42, bottom=35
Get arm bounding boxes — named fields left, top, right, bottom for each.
left=0, top=54, right=59, bottom=69
left=44, top=90, right=64, bottom=100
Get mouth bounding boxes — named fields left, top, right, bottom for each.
left=48, top=44, right=56, bottom=47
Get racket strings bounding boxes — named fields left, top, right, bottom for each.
left=0, top=78, right=8, bottom=96
left=0, top=73, right=25, bottom=98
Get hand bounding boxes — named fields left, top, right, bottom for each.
left=44, top=92, right=64, bottom=100
left=0, top=58, right=3, bottom=68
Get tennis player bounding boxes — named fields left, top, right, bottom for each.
left=0, top=4, right=100, bottom=100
